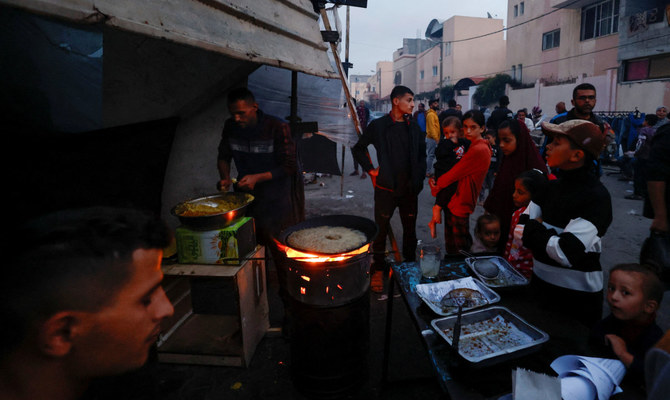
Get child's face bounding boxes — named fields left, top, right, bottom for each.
left=545, top=135, right=582, bottom=169
left=498, top=127, right=517, bottom=156
left=463, top=118, right=485, bottom=142
left=512, top=179, right=532, bottom=208
left=479, top=221, right=501, bottom=249
left=485, top=134, right=496, bottom=146
left=443, top=125, right=460, bottom=142
left=607, top=270, right=656, bottom=322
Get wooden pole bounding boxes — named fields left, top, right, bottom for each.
left=320, top=7, right=402, bottom=263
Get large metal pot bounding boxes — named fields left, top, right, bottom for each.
left=171, top=192, right=254, bottom=230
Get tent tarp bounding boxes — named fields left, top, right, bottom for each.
left=0, top=0, right=338, bottom=79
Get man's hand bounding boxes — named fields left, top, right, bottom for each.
left=217, top=178, right=233, bottom=191
left=237, top=172, right=272, bottom=191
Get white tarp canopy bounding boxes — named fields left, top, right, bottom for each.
left=0, top=0, right=338, bottom=79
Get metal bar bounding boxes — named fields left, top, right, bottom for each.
left=320, top=7, right=402, bottom=262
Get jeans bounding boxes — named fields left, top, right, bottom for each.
left=425, top=138, right=437, bottom=175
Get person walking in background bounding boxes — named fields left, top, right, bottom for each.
left=438, top=98, right=462, bottom=123
left=353, top=85, right=426, bottom=292
left=654, top=105, right=668, bottom=128
left=425, top=98, right=441, bottom=177
left=414, top=102, right=427, bottom=134
left=517, top=108, right=535, bottom=133
left=626, top=114, right=659, bottom=200
left=486, top=95, right=513, bottom=132
left=484, top=118, right=547, bottom=252
left=351, top=100, right=371, bottom=179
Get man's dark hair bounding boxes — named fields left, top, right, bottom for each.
left=429, top=98, right=439, bottom=105
left=499, top=95, right=510, bottom=106
left=448, top=99, right=457, bottom=108
left=572, top=83, right=596, bottom=100
left=390, top=85, right=414, bottom=100
left=645, top=114, right=659, bottom=126
left=227, top=87, right=256, bottom=104
left=1, top=207, right=172, bottom=355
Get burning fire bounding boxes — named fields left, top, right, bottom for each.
left=274, top=240, right=369, bottom=263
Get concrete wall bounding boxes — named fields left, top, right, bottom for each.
left=447, top=16, right=506, bottom=83
left=617, top=80, right=670, bottom=114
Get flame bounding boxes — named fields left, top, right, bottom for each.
left=274, top=239, right=369, bottom=263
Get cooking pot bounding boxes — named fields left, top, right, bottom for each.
left=171, top=192, right=254, bottom=230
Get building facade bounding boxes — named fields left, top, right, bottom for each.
left=349, top=74, right=371, bottom=102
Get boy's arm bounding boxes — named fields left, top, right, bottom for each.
left=352, top=122, right=376, bottom=172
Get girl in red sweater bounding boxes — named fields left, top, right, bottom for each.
left=429, top=110, right=492, bottom=254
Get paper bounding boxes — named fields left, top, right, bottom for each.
left=551, top=355, right=626, bottom=400
left=512, top=368, right=561, bottom=400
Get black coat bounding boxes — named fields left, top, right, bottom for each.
left=352, top=114, right=426, bottom=194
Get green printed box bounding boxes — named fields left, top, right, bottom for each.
left=176, top=217, right=255, bottom=264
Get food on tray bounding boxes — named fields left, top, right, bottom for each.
left=440, top=288, right=488, bottom=313
left=176, top=198, right=246, bottom=217
left=287, top=226, right=366, bottom=254
left=474, top=259, right=499, bottom=278
left=440, top=315, right=535, bottom=358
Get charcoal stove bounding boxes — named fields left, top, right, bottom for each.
left=276, top=215, right=377, bottom=398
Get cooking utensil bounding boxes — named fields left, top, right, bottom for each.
left=171, top=192, right=254, bottom=230
left=452, top=304, right=463, bottom=353
left=277, top=215, right=379, bottom=255
left=459, top=250, right=500, bottom=279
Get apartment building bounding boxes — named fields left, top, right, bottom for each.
left=349, top=74, right=371, bottom=102
left=505, top=0, right=669, bottom=115
left=392, top=38, right=434, bottom=93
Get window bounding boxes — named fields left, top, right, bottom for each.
left=517, top=64, right=523, bottom=82
left=520, top=2, right=525, bottom=16
left=624, top=55, right=670, bottom=82
left=511, top=65, right=516, bottom=80
left=394, top=71, right=402, bottom=85
left=444, top=42, right=452, bottom=56
left=514, top=5, right=518, bottom=17
left=581, top=0, right=619, bottom=41
left=420, top=70, right=424, bottom=80
left=542, top=29, right=560, bottom=50
left=432, top=66, right=438, bottom=76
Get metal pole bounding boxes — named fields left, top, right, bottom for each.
left=320, top=8, right=401, bottom=263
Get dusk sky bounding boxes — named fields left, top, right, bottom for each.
left=342, top=1, right=509, bottom=77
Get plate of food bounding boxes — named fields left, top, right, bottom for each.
left=465, top=256, right=529, bottom=288
left=431, top=306, right=549, bottom=367
left=416, top=277, right=500, bottom=316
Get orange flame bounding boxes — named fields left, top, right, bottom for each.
left=274, top=240, right=369, bottom=263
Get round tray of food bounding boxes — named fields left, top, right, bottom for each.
left=171, top=192, right=254, bottom=230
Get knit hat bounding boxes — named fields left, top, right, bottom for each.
left=540, top=120, right=606, bottom=157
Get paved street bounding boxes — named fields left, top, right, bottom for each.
left=151, top=144, right=667, bottom=400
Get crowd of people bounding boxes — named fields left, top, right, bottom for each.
left=351, top=83, right=670, bottom=395
left=3, top=83, right=669, bottom=399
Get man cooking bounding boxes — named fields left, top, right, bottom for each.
left=217, top=87, right=303, bottom=331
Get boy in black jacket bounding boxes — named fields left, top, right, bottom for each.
left=520, top=120, right=612, bottom=327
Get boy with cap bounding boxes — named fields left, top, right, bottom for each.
left=519, top=120, right=612, bottom=327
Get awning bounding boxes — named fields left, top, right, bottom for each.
left=0, top=0, right=338, bottom=79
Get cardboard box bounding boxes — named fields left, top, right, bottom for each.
left=176, top=217, right=255, bottom=264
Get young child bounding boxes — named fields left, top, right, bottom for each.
left=471, top=214, right=501, bottom=253
left=503, top=169, right=548, bottom=278
left=429, top=110, right=491, bottom=254
left=478, top=129, right=501, bottom=204
left=484, top=119, right=547, bottom=252
left=589, top=263, right=664, bottom=384
left=432, top=116, right=470, bottom=208
left=519, top=120, right=612, bottom=327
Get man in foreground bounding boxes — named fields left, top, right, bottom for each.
left=353, top=85, right=426, bottom=292
left=0, top=207, right=174, bottom=400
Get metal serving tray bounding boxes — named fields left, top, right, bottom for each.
left=465, top=256, right=529, bottom=289
left=431, top=306, right=549, bottom=367
left=416, top=277, right=500, bottom=316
